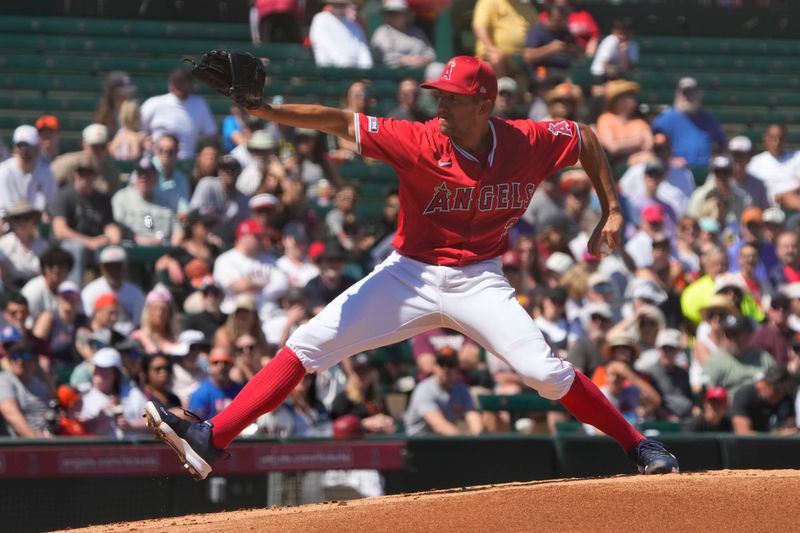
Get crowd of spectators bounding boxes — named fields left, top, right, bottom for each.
left=0, top=0, right=798, bottom=445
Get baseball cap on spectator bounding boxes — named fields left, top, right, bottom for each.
left=35, top=115, right=60, bottom=131
left=145, top=285, right=172, bottom=305
left=318, top=241, right=349, bottom=262
left=92, top=347, right=122, bottom=369
left=583, top=302, right=612, bottom=321
left=382, top=0, right=410, bottom=11
left=332, top=414, right=364, bottom=440
left=761, top=365, right=792, bottom=394
left=641, top=204, right=665, bottom=224
left=249, top=193, right=279, bottom=211
left=12, top=125, right=39, bottom=147
left=722, top=314, right=753, bottom=336
left=637, top=304, right=665, bottom=327
left=134, top=156, right=157, bottom=177
left=587, top=272, right=613, bottom=293
left=560, top=168, right=590, bottom=194
left=655, top=328, right=682, bottom=349
left=544, top=286, right=568, bottom=304
left=0, top=325, right=23, bottom=346
left=644, top=159, right=665, bottom=176
left=627, top=278, right=667, bottom=305
left=700, top=294, right=737, bottom=318
left=434, top=346, right=458, bottom=367
left=172, top=330, right=211, bottom=356
left=209, top=351, right=234, bottom=364
left=781, top=282, right=800, bottom=300
left=502, top=250, right=522, bottom=269
left=234, top=292, right=257, bottom=312
left=57, top=280, right=80, bottom=299
left=603, top=79, right=640, bottom=108
left=94, top=292, right=118, bottom=311
left=4, top=199, right=41, bottom=220
left=545, top=82, right=583, bottom=105
left=741, top=207, right=762, bottom=225
left=705, top=386, right=728, bottom=403
left=114, top=338, right=145, bottom=359
left=698, top=217, right=720, bottom=234
left=714, top=272, right=747, bottom=295
left=762, top=207, right=786, bottom=225
left=677, top=77, right=698, bottom=92
left=545, top=252, right=574, bottom=275
left=352, top=352, right=374, bottom=370
left=236, top=218, right=266, bottom=239
left=711, top=155, right=733, bottom=172
left=184, top=259, right=211, bottom=288
left=497, top=76, right=518, bottom=95
left=99, top=245, right=127, bottom=264
left=82, top=123, right=109, bottom=146
left=728, top=135, right=752, bottom=154
left=57, top=384, right=81, bottom=408
left=604, top=332, right=639, bottom=357
left=420, top=55, right=498, bottom=103
left=218, top=154, right=242, bottom=173
left=248, top=130, right=277, bottom=151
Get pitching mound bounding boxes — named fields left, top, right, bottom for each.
left=66, top=470, right=798, bottom=533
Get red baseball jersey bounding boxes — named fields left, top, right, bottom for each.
left=354, top=114, right=581, bottom=266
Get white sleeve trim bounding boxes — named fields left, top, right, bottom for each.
left=353, top=112, right=362, bottom=154
left=574, top=120, right=582, bottom=163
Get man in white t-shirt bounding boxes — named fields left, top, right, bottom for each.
left=590, top=19, right=639, bottom=78
left=21, top=246, right=73, bottom=319
left=213, top=219, right=289, bottom=316
left=140, top=69, right=218, bottom=160
left=309, top=0, right=373, bottom=68
left=81, top=246, right=145, bottom=335
left=277, top=222, right=320, bottom=288
left=747, top=123, right=800, bottom=209
left=0, top=125, right=57, bottom=214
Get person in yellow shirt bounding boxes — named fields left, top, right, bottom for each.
left=472, top=0, right=538, bottom=77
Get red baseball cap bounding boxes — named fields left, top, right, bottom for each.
left=705, top=386, right=728, bottom=403
left=641, top=204, right=666, bottom=224
left=421, top=56, right=498, bottom=102
left=35, top=115, right=60, bottom=131
left=236, top=218, right=266, bottom=239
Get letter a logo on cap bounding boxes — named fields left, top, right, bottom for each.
left=442, top=60, right=456, bottom=81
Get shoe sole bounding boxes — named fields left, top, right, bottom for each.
left=143, top=402, right=212, bottom=481
left=642, top=456, right=680, bottom=475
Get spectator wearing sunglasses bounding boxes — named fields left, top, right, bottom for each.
left=0, top=200, right=49, bottom=290
left=749, top=293, right=793, bottom=367
left=230, top=334, right=265, bottom=386
left=152, top=133, right=190, bottom=218
left=142, top=353, right=180, bottom=410
left=188, top=349, right=243, bottom=420
left=0, top=340, right=54, bottom=438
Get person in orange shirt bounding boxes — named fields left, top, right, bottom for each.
left=596, top=79, right=653, bottom=168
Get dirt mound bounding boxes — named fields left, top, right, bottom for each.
left=65, top=470, right=799, bottom=533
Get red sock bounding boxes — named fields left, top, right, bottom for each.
left=559, top=371, right=645, bottom=452
left=210, top=346, right=306, bottom=449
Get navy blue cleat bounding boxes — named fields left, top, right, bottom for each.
left=628, top=439, right=680, bottom=474
left=143, top=401, right=226, bottom=481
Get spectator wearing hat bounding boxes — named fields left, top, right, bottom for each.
left=51, top=123, right=122, bottom=195
left=81, top=246, right=145, bottom=334
left=230, top=122, right=282, bottom=169
left=652, top=77, right=726, bottom=169
left=728, top=136, right=769, bottom=209
left=523, top=4, right=582, bottom=84
left=626, top=161, right=679, bottom=238
left=559, top=168, right=593, bottom=236
left=683, top=386, right=733, bottom=433
left=566, top=301, right=613, bottom=377
left=749, top=293, right=793, bottom=367
left=0, top=340, right=54, bottom=438
left=309, top=0, right=373, bottom=69
left=116, top=338, right=146, bottom=388
left=304, top=241, right=358, bottom=316
left=53, top=384, right=89, bottom=436
left=331, top=352, right=396, bottom=433
left=768, top=230, right=800, bottom=290
left=371, top=0, right=435, bottom=69
left=152, top=133, right=191, bottom=218
left=130, top=285, right=179, bottom=355
left=112, top=157, right=182, bottom=246
left=625, top=204, right=673, bottom=269
left=78, top=347, right=148, bottom=437
left=619, top=133, right=693, bottom=219
left=731, top=365, right=796, bottom=434
left=78, top=292, right=125, bottom=349
left=388, top=79, right=431, bottom=122
left=108, top=100, right=146, bottom=161
left=642, top=329, right=692, bottom=420
left=190, top=155, right=250, bottom=246
left=51, top=154, right=122, bottom=284
left=692, top=294, right=738, bottom=370
left=94, top=71, right=137, bottom=135
left=703, top=314, right=775, bottom=397
left=726, top=208, right=776, bottom=285
left=0, top=201, right=49, bottom=289
left=471, top=0, right=537, bottom=78
left=169, top=330, right=210, bottom=405
left=236, top=130, right=283, bottom=197
left=277, top=222, right=320, bottom=288
left=608, top=300, right=666, bottom=365
left=542, top=82, right=583, bottom=121
left=734, top=241, right=769, bottom=304
left=404, top=350, right=483, bottom=436
left=0, top=125, right=57, bottom=214
left=491, top=77, right=526, bottom=120
left=213, top=292, right=271, bottom=360
left=680, top=245, right=730, bottom=325
left=746, top=124, right=800, bottom=210
left=542, top=250, right=574, bottom=288
left=141, top=68, right=217, bottom=160
left=35, top=115, right=61, bottom=165
left=249, top=194, right=284, bottom=253
left=182, top=279, right=226, bottom=339
left=762, top=207, right=787, bottom=245
left=213, top=219, right=289, bottom=315
left=32, top=280, right=87, bottom=372
left=688, top=155, right=749, bottom=223
left=596, top=80, right=653, bottom=168
left=590, top=18, right=638, bottom=80
left=21, top=246, right=74, bottom=320
left=141, top=353, right=181, bottom=410
left=710, top=272, right=764, bottom=332
left=188, top=349, right=244, bottom=419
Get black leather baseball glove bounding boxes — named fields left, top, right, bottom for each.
left=185, top=50, right=265, bottom=109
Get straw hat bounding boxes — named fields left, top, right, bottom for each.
left=699, top=294, right=738, bottom=319
left=545, top=82, right=583, bottom=106
left=604, top=79, right=640, bottom=108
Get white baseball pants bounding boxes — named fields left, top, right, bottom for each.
left=286, top=251, right=576, bottom=400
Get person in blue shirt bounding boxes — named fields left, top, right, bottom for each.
left=652, top=77, right=726, bottom=169
left=523, top=4, right=582, bottom=83
left=188, top=349, right=243, bottom=419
